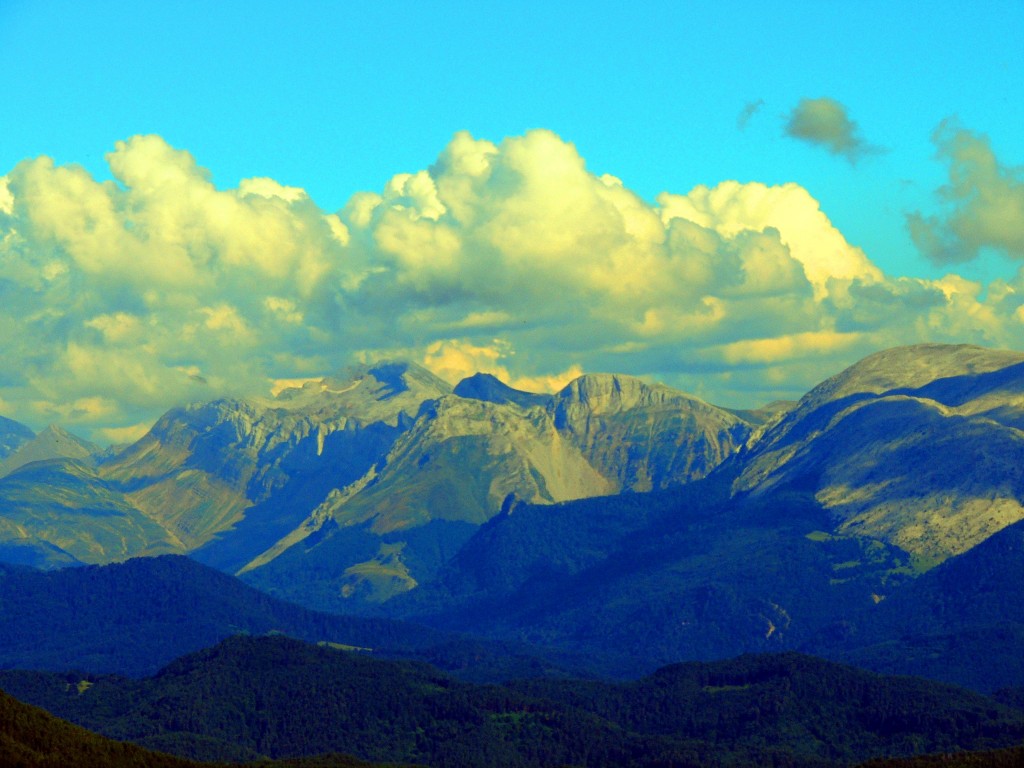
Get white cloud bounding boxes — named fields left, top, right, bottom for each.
left=718, top=331, right=865, bottom=365
left=658, top=181, right=882, bottom=298
left=3, top=129, right=1024, bottom=440
left=0, top=176, right=13, bottom=215
left=97, top=421, right=154, bottom=446
left=422, top=339, right=513, bottom=386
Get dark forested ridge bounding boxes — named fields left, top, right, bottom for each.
left=0, top=687, right=203, bottom=768
left=0, top=555, right=580, bottom=682
left=856, top=745, right=1024, bottom=767
left=0, top=687, right=414, bottom=768
left=384, top=476, right=918, bottom=673
left=3, top=635, right=1023, bottom=768
left=808, top=517, right=1024, bottom=692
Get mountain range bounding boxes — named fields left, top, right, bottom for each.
left=0, top=360, right=759, bottom=601
left=2, top=343, right=1024, bottom=694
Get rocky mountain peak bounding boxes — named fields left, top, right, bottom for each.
left=554, top=373, right=714, bottom=416
left=556, top=374, right=658, bottom=414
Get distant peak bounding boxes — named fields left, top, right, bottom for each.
left=803, top=343, right=1024, bottom=408
left=454, top=373, right=550, bottom=408
left=556, top=373, right=652, bottom=404
left=554, top=373, right=721, bottom=416
left=360, top=359, right=453, bottom=399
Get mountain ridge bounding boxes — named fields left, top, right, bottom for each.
left=3, top=635, right=1022, bottom=767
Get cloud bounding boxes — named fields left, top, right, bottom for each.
left=718, top=330, right=865, bottom=365
left=737, top=99, right=764, bottom=130
left=422, top=339, right=514, bottom=386
left=3, top=129, right=1024, bottom=439
left=97, top=421, right=153, bottom=446
left=784, top=97, right=882, bottom=164
left=908, top=119, right=1024, bottom=264
left=420, top=339, right=583, bottom=394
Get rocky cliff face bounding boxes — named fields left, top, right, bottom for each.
left=238, top=373, right=755, bottom=606
left=552, top=374, right=753, bottom=492
left=99, top=362, right=452, bottom=566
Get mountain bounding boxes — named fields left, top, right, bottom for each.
left=0, top=424, right=156, bottom=567
left=453, top=372, right=552, bottom=409
left=386, top=476, right=922, bottom=677
left=552, top=374, right=752, bottom=491
left=237, top=393, right=614, bottom=605
left=733, top=343, right=1024, bottom=563
left=2, top=636, right=1022, bottom=767
left=0, top=361, right=755, bottom=608
left=857, top=746, right=1024, bottom=767
left=0, top=415, right=34, bottom=461
left=238, top=373, right=754, bottom=609
left=380, top=344, right=1024, bottom=689
left=0, top=424, right=99, bottom=478
left=0, top=687, right=408, bottom=768
left=0, top=688, right=206, bottom=768
left=0, top=459, right=180, bottom=566
left=4, top=342, right=1024, bottom=694
left=102, top=361, right=453, bottom=571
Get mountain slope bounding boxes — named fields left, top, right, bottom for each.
left=0, top=686, right=408, bottom=768
left=808, top=517, right=1024, bottom=691
left=453, top=372, right=552, bottom=409
left=0, top=554, right=573, bottom=682
left=102, top=361, right=452, bottom=570
left=732, top=344, right=1024, bottom=562
left=0, top=688, right=207, bottom=768
left=383, top=344, right=1024, bottom=689
left=238, top=393, right=614, bottom=604
left=388, top=477, right=922, bottom=676
left=0, top=416, right=35, bottom=461
left=0, top=459, right=180, bottom=565
left=240, top=374, right=754, bottom=609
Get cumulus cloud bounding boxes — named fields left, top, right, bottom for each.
left=908, top=119, right=1024, bottom=264
left=784, top=97, right=882, bottom=164
left=2, top=129, right=1023, bottom=440
left=419, top=338, right=584, bottom=394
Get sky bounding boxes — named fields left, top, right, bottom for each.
left=1, top=0, right=1023, bottom=443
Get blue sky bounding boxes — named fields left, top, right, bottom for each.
left=1, top=1, right=1022, bottom=440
